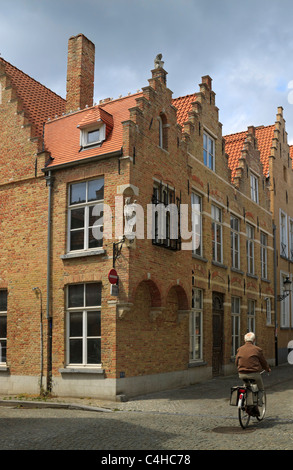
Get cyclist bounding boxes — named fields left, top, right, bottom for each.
left=235, top=332, right=271, bottom=412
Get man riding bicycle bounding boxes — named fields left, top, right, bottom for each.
left=235, top=332, right=271, bottom=407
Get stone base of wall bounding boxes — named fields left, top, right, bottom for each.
left=0, top=366, right=212, bottom=401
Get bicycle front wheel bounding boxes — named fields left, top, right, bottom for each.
left=256, top=391, right=266, bottom=421
left=238, top=396, right=251, bottom=429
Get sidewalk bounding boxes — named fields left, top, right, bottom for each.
left=0, top=363, right=292, bottom=414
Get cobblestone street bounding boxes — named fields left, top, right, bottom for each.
left=0, top=364, right=292, bottom=453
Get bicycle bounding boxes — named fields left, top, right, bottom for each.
left=230, top=371, right=267, bottom=429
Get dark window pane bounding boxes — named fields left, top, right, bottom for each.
left=87, top=338, right=101, bottom=364
left=88, top=227, right=103, bottom=249
left=70, top=230, right=84, bottom=251
left=0, top=317, right=7, bottom=338
left=0, top=340, right=6, bottom=362
left=87, top=129, right=100, bottom=144
left=70, top=208, right=85, bottom=229
left=0, top=291, right=7, bottom=312
left=86, top=284, right=101, bottom=307
left=88, top=179, right=104, bottom=201
left=69, top=339, right=82, bottom=363
left=68, top=285, right=84, bottom=308
left=70, top=182, right=86, bottom=205
left=69, top=312, right=83, bottom=336
left=87, top=311, right=101, bottom=336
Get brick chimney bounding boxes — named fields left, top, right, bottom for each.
left=66, top=34, right=95, bottom=112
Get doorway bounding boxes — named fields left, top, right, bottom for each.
left=212, top=292, right=224, bottom=376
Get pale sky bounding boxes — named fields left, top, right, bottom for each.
left=1, top=0, right=293, bottom=141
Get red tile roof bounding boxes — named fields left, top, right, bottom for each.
left=224, top=125, right=275, bottom=180
left=172, top=93, right=197, bottom=127
left=44, top=92, right=142, bottom=168
left=0, top=58, right=65, bottom=141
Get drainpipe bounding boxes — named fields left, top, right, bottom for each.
left=45, top=171, right=53, bottom=392
left=273, top=223, right=278, bottom=366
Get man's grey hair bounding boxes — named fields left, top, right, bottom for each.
left=244, top=332, right=255, bottom=343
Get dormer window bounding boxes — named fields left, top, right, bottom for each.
left=77, top=106, right=113, bottom=150
left=80, top=123, right=106, bottom=149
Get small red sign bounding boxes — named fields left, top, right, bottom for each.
left=108, top=268, right=118, bottom=284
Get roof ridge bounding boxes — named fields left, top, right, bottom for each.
left=0, top=57, right=65, bottom=102
left=224, top=123, right=275, bottom=140
left=172, top=92, right=197, bottom=101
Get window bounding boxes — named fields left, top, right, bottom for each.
left=246, top=224, right=254, bottom=275
left=68, top=178, right=104, bottom=252
left=260, top=232, right=268, bottom=279
left=231, top=215, right=240, bottom=269
left=280, top=210, right=288, bottom=258
left=247, top=299, right=255, bottom=332
left=80, top=124, right=106, bottom=148
left=203, top=132, right=215, bottom=170
left=289, top=219, right=293, bottom=261
left=250, top=173, right=259, bottom=203
left=191, top=193, right=202, bottom=256
left=211, top=205, right=222, bottom=263
left=280, top=274, right=290, bottom=328
left=158, top=114, right=168, bottom=150
left=0, top=290, right=7, bottom=364
left=231, top=297, right=240, bottom=356
left=190, top=288, right=203, bottom=361
left=152, top=182, right=180, bottom=250
left=66, top=283, right=101, bottom=366
left=265, top=298, right=272, bottom=326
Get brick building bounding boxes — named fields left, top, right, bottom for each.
left=0, top=34, right=280, bottom=400
left=225, top=109, right=293, bottom=365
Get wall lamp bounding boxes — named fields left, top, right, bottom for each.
left=277, top=276, right=292, bottom=301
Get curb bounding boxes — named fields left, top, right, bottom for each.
left=0, top=399, right=114, bottom=413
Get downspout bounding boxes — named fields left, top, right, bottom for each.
left=45, top=170, right=53, bottom=392
left=273, top=223, right=278, bottom=366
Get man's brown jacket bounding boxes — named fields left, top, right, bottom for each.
left=235, top=341, right=270, bottom=373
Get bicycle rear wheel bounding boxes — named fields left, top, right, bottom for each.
left=238, top=395, right=251, bottom=429
left=256, top=391, right=266, bottom=421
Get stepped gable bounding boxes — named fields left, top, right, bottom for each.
left=0, top=57, right=66, bottom=140
left=224, top=125, right=275, bottom=181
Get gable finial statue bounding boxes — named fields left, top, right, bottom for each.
left=154, top=53, right=164, bottom=69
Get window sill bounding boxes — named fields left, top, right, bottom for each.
left=61, top=249, right=106, bottom=260
left=188, top=361, right=207, bottom=368
left=261, top=278, right=271, bottom=283
left=212, top=261, right=227, bottom=269
left=192, top=254, right=208, bottom=262
left=0, top=366, right=9, bottom=373
left=59, top=367, right=105, bottom=375
left=246, top=273, right=258, bottom=279
left=231, top=267, right=244, bottom=275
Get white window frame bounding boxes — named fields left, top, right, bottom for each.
left=191, top=193, right=202, bottom=256
left=246, top=223, right=254, bottom=275
left=80, top=123, right=106, bottom=148
left=203, top=132, right=215, bottom=171
left=280, top=273, right=290, bottom=328
left=265, top=298, right=272, bottom=326
left=250, top=173, right=259, bottom=203
left=231, top=296, right=241, bottom=357
left=289, top=218, right=293, bottom=261
left=190, top=288, right=203, bottom=361
left=260, top=231, right=268, bottom=279
left=231, top=214, right=240, bottom=269
left=66, top=283, right=102, bottom=367
left=0, top=290, right=7, bottom=364
left=212, top=204, right=223, bottom=263
left=67, top=178, right=104, bottom=253
left=280, top=210, right=288, bottom=258
left=247, top=299, right=256, bottom=332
